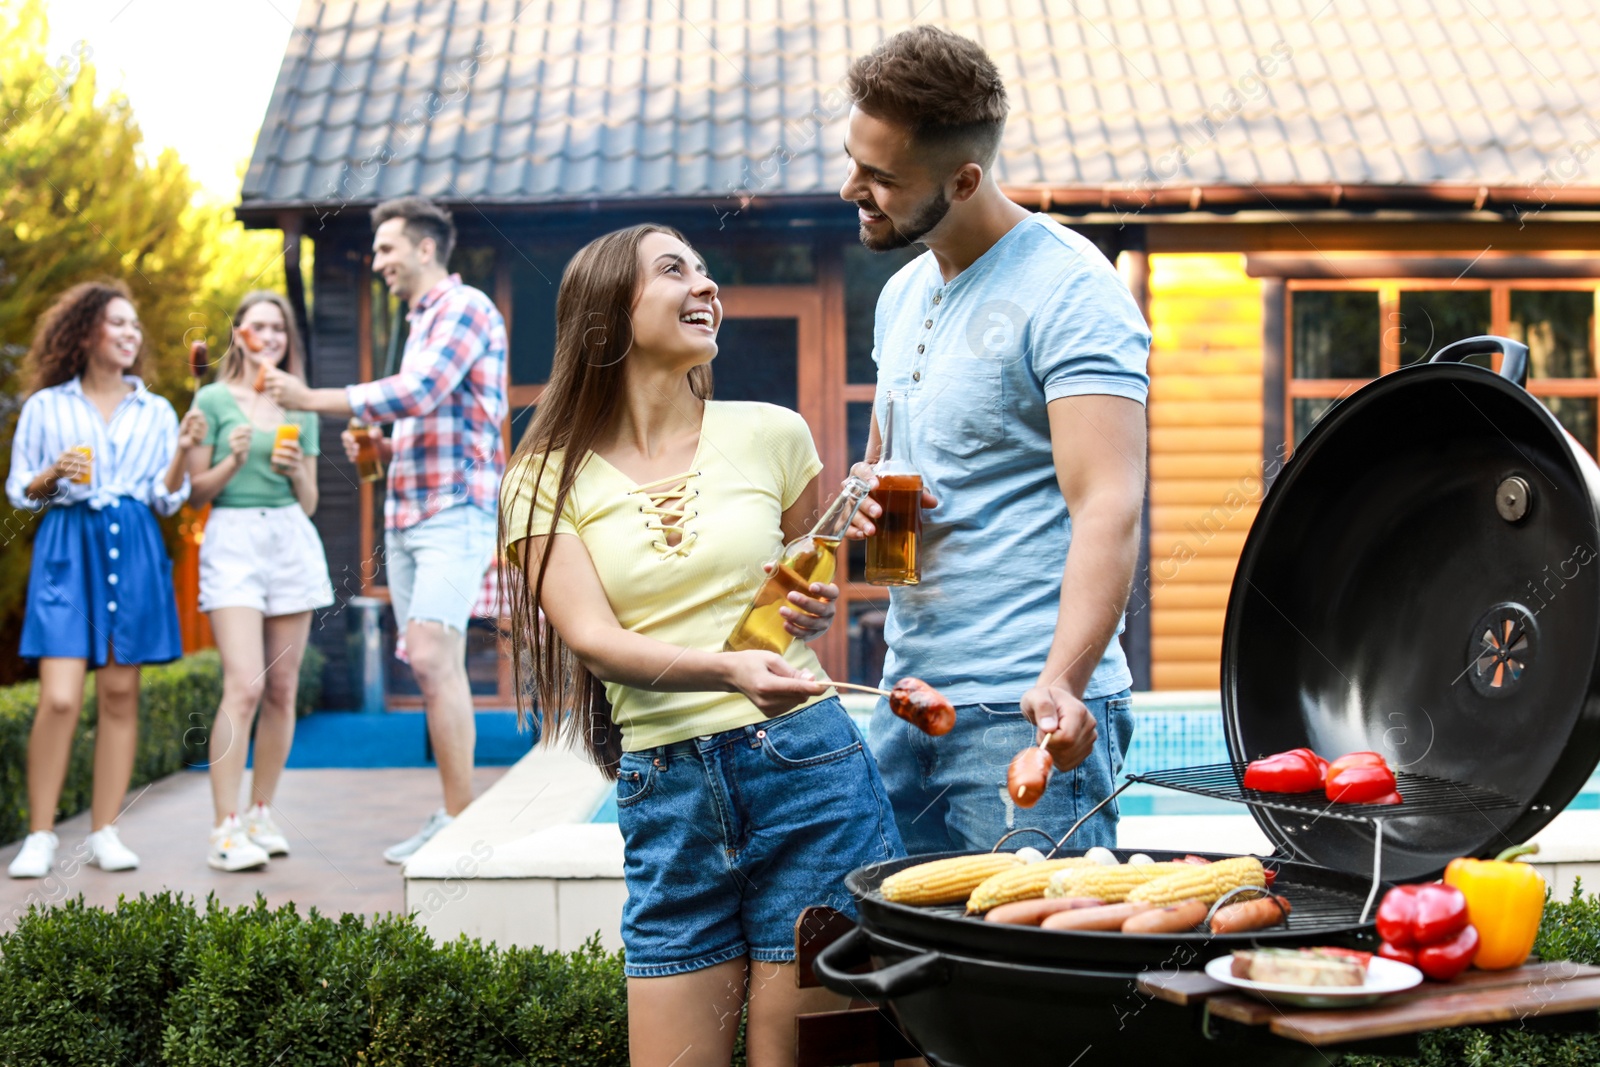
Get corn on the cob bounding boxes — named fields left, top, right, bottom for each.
left=1126, top=856, right=1267, bottom=906
left=1043, top=862, right=1189, bottom=902
left=966, top=858, right=1099, bottom=913
left=880, top=853, right=1024, bottom=906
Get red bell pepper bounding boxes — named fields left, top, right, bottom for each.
left=1244, top=748, right=1328, bottom=793
left=1416, top=924, right=1480, bottom=981
left=1326, top=761, right=1400, bottom=804
left=1376, top=883, right=1476, bottom=980
left=1324, top=751, right=1388, bottom=786
left=1377, top=940, right=1417, bottom=966
left=1377, top=884, right=1470, bottom=946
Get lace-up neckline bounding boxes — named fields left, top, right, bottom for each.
left=632, top=470, right=702, bottom=558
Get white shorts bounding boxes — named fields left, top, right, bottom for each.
left=199, top=504, right=335, bottom=617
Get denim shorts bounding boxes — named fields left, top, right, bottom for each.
left=383, top=504, right=497, bottom=635
left=614, top=697, right=905, bottom=978
left=870, top=690, right=1135, bottom=855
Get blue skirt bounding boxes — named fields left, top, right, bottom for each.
left=20, top=499, right=183, bottom=667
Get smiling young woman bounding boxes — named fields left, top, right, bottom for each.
left=5, top=280, right=205, bottom=879
left=499, top=224, right=905, bottom=1067
left=185, top=290, right=332, bottom=873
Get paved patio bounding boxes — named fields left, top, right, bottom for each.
left=0, top=765, right=507, bottom=932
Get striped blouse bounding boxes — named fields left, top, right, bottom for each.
left=5, top=376, right=189, bottom=516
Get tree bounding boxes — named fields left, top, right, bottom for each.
left=0, top=0, right=298, bottom=682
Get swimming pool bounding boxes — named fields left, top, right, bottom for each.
left=589, top=703, right=1600, bottom=822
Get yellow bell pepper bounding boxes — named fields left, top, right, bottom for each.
left=1442, top=843, right=1545, bottom=971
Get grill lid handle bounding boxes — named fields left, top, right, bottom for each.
left=1429, top=335, right=1530, bottom=387
left=812, top=925, right=951, bottom=1003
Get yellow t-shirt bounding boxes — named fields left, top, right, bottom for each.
left=501, top=401, right=833, bottom=750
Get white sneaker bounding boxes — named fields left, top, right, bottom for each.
left=208, top=815, right=270, bottom=872
left=85, top=825, right=139, bottom=871
left=383, top=808, right=453, bottom=864
left=245, top=803, right=290, bottom=857
left=8, top=831, right=58, bottom=878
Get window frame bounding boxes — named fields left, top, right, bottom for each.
left=1284, top=278, right=1600, bottom=452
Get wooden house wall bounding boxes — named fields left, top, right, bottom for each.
left=1145, top=253, right=1265, bottom=690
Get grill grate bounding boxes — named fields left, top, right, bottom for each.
left=1128, top=762, right=1520, bottom=822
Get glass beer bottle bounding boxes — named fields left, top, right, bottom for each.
left=865, top=390, right=922, bottom=585
left=724, top=476, right=872, bottom=655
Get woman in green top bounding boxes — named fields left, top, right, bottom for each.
left=185, top=291, right=333, bottom=873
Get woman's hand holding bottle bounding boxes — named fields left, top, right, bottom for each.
left=720, top=650, right=827, bottom=717
left=765, top=563, right=840, bottom=642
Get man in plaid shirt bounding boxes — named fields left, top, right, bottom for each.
left=267, top=196, right=506, bottom=863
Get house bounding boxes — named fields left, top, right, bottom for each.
left=237, top=0, right=1600, bottom=705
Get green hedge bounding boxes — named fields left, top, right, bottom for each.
left=0, top=884, right=1594, bottom=1066
left=0, top=893, right=632, bottom=1067
left=0, top=647, right=324, bottom=846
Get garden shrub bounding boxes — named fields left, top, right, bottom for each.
left=0, top=647, right=323, bottom=846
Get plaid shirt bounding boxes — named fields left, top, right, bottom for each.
left=346, top=274, right=507, bottom=531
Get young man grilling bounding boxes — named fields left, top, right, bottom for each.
left=842, top=27, right=1151, bottom=853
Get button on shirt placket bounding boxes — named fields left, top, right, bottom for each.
left=913, top=290, right=942, bottom=384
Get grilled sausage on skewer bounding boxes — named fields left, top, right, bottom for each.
left=1007, top=746, right=1053, bottom=807
left=889, top=677, right=956, bottom=736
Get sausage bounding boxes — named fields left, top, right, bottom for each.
left=1121, top=899, right=1208, bottom=934
left=889, top=678, right=956, bottom=736
left=1041, top=902, right=1156, bottom=932
left=1007, top=747, right=1053, bottom=808
left=984, top=897, right=1103, bottom=926
left=1209, top=895, right=1292, bottom=935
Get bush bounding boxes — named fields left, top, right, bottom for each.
left=0, top=647, right=324, bottom=846
left=0, top=892, right=632, bottom=1067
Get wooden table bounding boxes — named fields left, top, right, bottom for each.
left=1137, top=960, right=1600, bottom=1048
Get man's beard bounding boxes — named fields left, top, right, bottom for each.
left=858, top=187, right=952, bottom=251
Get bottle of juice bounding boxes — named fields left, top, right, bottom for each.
left=865, top=389, right=922, bottom=585
left=724, top=476, right=872, bottom=655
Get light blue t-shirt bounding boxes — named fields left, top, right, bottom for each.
left=872, top=212, right=1151, bottom=704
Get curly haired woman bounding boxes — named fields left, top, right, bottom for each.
left=4, top=280, right=204, bottom=878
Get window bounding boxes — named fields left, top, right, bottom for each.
left=1287, top=282, right=1599, bottom=451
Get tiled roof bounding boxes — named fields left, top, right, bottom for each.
left=241, top=0, right=1600, bottom=210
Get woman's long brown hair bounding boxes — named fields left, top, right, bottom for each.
left=218, top=291, right=307, bottom=385
left=25, top=280, right=142, bottom=393
left=500, top=224, right=713, bottom=778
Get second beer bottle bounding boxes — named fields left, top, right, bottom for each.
left=865, top=389, right=922, bottom=585
left=724, top=476, right=872, bottom=655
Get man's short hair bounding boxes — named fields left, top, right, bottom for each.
left=371, top=196, right=457, bottom=267
left=846, top=26, right=1009, bottom=170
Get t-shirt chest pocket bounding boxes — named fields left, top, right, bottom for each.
left=920, top=348, right=1006, bottom=459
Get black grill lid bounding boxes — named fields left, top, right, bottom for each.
left=1221, top=337, right=1600, bottom=882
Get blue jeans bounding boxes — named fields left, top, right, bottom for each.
left=615, top=698, right=904, bottom=977
left=869, top=690, right=1135, bottom=855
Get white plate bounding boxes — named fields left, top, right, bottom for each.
left=1204, top=953, right=1424, bottom=1009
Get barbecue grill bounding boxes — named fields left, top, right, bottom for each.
left=814, top=337, right=1600, bottom=1066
